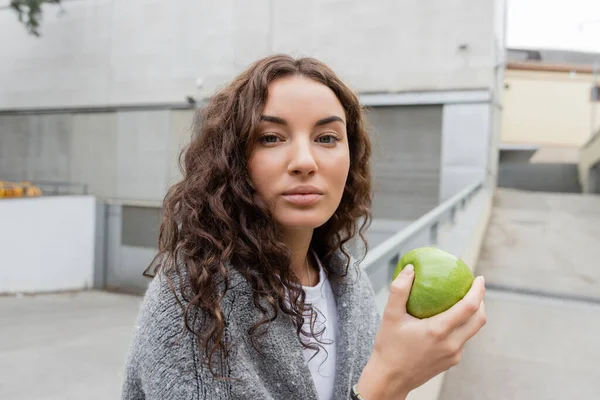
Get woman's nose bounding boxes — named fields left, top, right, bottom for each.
left=287, top=139, right=318, bottom=176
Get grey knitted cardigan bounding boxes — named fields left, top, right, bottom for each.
left=121, top=258, right=381, bottom=400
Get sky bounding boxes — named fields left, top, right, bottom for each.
left=507, top=0, right=600, bottom=52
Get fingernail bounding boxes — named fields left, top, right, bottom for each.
left=402, top=264, right=414, bottom=276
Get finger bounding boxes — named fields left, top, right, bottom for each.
left=385, top=264, right=415, bottom=318
left=429, top=276, right=485, bottom=332
left=451, top=300, right=486, bottom=343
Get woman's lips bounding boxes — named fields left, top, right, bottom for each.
left=281, top=193, right=323, bottom=205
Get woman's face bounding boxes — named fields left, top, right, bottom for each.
left=248, top=75, right=350, bottom=233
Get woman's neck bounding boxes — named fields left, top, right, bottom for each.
left=281, top=227, right=319, bottom=287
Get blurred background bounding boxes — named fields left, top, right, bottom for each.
left=1, top=0, right=599, bottom=399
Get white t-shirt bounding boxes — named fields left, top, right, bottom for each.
left=301, top=253, right=339, bottom=400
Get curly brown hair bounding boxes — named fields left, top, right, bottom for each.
left=145, top=54, right=373, bottom=376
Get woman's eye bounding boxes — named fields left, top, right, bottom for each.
left=317, top=134, right=339, bottom=144
left=259, top=134, right=281, bottom=144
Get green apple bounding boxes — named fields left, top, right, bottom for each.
left=393, top=247, right=474, bottom=319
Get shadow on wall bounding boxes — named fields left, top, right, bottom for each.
left=498, top=149, right=582, bottom=193
left=498, top=163, right=582, bottom=193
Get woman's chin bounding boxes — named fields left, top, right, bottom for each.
left=275, top=213, right=332, bottom=231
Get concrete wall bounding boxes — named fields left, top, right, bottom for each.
left=0, top=109, right=195, bottom=202
left=502, top=68, right=600, bottom=147
left=0, top=0, right=505, bottom=211
left=0, top=0, right=499, bottom=110
left=440, top=103, right=491, bottom=201
left=0, top=196, right=96, bottom=293
left=0, top=114, right=72, bottom=182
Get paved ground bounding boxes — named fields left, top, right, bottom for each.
left=476, top=188, right=600, bottom=301
left=439, top=289, right=600, bottom=400
left=439, top=189, right=600, bottom=400
left=0, top=291, right=141, bottom=400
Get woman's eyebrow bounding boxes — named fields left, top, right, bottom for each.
left=259, top=115, right=345, bottom=127
left=314, top=115, right=345, bottom=126
left=259, top=115, right=287, bottom=125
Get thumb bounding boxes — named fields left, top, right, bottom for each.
left=386, top=264, right=415, bottom=317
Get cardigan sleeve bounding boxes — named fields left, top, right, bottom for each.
left=353, top=267, right=382, bottom=374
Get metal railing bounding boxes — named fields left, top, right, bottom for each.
left=362, top=181, right=484, bottom=293
left=0, top=180, right=88, bottom=198
left=30, top=180, right=89, bottom=196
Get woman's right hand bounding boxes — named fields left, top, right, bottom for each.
left=356, top=264, right=487, bottom=399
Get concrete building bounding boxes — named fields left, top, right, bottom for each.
left=0, top=0, right=506, bottom=292
left=498, top=48, right=600, bottom=193
left=502, top=48, right=600, bottom=149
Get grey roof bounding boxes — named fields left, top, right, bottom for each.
left=507, top=47, right=600, bottom=66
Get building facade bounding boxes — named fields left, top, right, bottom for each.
left=0, top=0, right=506, bottom=290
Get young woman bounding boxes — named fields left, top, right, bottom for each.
left=122, top=54, right=487, bottom=400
